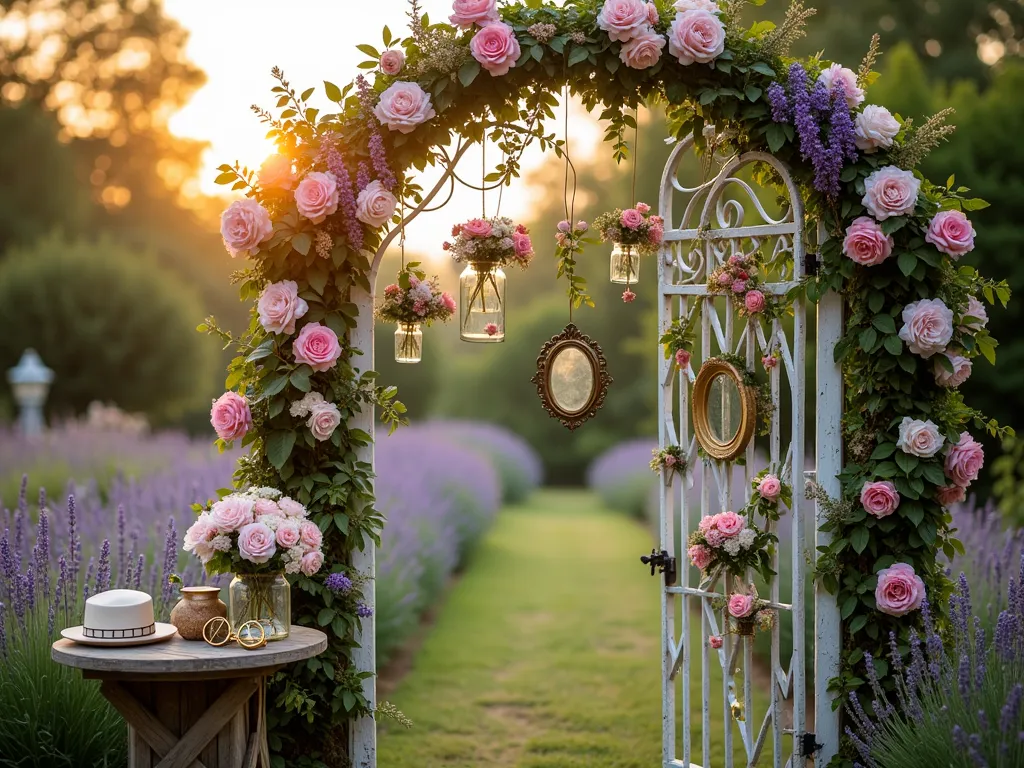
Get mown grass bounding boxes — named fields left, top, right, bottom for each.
left=378, top=488, right=769, bottom=767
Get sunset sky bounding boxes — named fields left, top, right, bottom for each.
left=163, top=0, right=600, bottom=259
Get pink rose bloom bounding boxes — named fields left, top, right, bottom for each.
left=379, top=49, right=405, bottom=75
left=257, top=154, right=295, bottom=190
left=664, top=454, right=678, bottom=467
left=698, top=514, right=716, bottom=533
left=462, top=218, right=493, bottom=238
left=897, top=417, right=945, bottom=458
left=210, top=497, right=255, bottom=533
left=860, top=480, right=900, bottom=518
left=688, top=544, right=712, bottom=570
left=715, top=511, right=745, bottom=537
left=757, top=475, right=782, bottom=501
left=744, top=290, right=766, bottom=313
left=374, top=81, right=436, bottom=134
left=648, top=225, right=664, bottom=244
left=620, top=208, right=644, bottom=229
left=449, top=0, right=498, bottom=28
left=307, top=401, right=341, bottom=442
left=183, top=514, right=217, bottom=563
left=621, top=289, right=637, bottom=303
left=620, top=28, right=666, bottom=70
left=961, top=296, right=988, bottom=332
left=669, top=9, right=726, bottom=65
left=485, top=323, right=500, bottom=336
left=862, top=166, right=921, bottom=221
left=945, top=432, right=985, bottom=488
left=675, top=349, right=691, bottom=368
left=936, top=485, right=966, bottom=507
left=875, top=563, right=925, bottom=617
left=731, top=280, right=747, bottom=293
left=898, top=298, right=954, bottom=359
left=925, top=210, right=976, bottom=259
left=513, top=232, right=533, bottom=256
left=818, top=63, right=865, bottom=108
left=278, top=497, right=306, bottom=518
left=253, top=499, right=280, bottom=518
left=854, top=105, right=900, bottom=153
left=441, top=292, right=457, bottom=313
left=674, top=0, right=721, bottom=12
left=293, top=322, right=342, bottom=372
left=728, top=593, right=755, bottom=618
left=220, top=199, right=273, bottom=258
left=646, top=2, right=659, bottom=24
left=934, top=352, right=972, bottom=388
left=596, top=0, right=649, bottom=42
left=299, top=520, right=323, bottom=550
left=704, top=528, right=726, bottom=548
left=210, top=391, right=251, bottom=442
left=355, top=180, right=398, bottom=228
left=470, top=22, right=521, bottom=77
left=708, top=634, right=724, bottom=649
left=258, top=279, right=309, bottom=335
left=300, top=550, right=325, bottom=577
left=238, top=522, right=277, bottom=564
left=294, top=171, right=339, bottom=224
left=762, top=354, right=778, bottom=370
left=842, top=216, right=894, bottom=266
left=275, top=521, right=301, bottom=549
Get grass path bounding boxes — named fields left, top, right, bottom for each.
left=378, top=489, right=768, bottom=767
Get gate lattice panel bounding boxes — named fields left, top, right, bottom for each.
left=655, top=136, right=837, bottom=767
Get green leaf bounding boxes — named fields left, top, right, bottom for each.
left=897, top=251, right=917, bottom=276
left=266, top=431, right=296, bottom=470
left=859, top=327, right=877, bottom=352
left=300, top=87, right=314, bottom=102
left=848, top=614, right=867, bottom=634
left=850, top=527, right=870, bottom=554
left=356, top=44, right=380, bottom=58
left=744, top=85, right=763, bottom=102
left=962, top=198, right=990, bottom=211
left=750, top=61, right=776, bottom=77
left=841, top=594, right=859, bottom=619
left=458, top=59, right=480, bottom=88
left=292, top=232, right=312, bottom=256
left=262, top=374, right=289, bottom=398
left=869, top=443, right=896, bottom=460
left=324, top=81, right=343, bottom=102
left=568, top=46, right=590, bottom=67
left=882, top=216, right=908, bottom=235
left=766, top=123, right=786, bottom=153
left=317, top=607, right=336, bottom=626
left=290, top=368, right=311, bottom=392
left=872, top=314, right=896, bottom=334
left=894, top=450, right=918, bottom=475
left=883, top=335, right=903, bottom=356
left=214, top=171, right=236, bottom=185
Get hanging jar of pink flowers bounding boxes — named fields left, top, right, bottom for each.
left=444, top=216, right=534, bottom=343
left=595, top=203, right=664, bottom=285
left=376, top=264, right=456, bottom=363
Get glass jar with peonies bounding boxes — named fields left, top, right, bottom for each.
left=444, top=216, right=534, bottom=343
left=394, top=323, right=423, bottom=363
left=182, top=488, right=326, bottom=641
left=594, top=203, right=664, bottom=286
left=376, top=264, right=455, bottom=362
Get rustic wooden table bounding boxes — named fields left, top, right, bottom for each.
left=52, top=625, right=327, bottom=768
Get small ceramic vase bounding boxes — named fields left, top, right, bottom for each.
left=170, top=586, right=227, bottom=640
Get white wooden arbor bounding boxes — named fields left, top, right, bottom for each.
left=655, top=136, right=842, bottom=767
left=346, top=133, right=843, bottom=767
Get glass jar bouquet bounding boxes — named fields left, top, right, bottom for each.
left=444, top=216, right=534, bottom=342
left=183, top=487, right=325, bottom=641
left=376, top=263, right=456, bottom=363
left=594, top=202, right=664, bottom=289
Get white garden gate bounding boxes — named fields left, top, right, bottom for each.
left=652, top=135, right=843, bottom=767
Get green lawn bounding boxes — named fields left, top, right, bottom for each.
left=378, top=488, right=768, bottom=767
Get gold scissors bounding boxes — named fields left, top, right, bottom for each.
left=202, top=616, right=268, bottom=650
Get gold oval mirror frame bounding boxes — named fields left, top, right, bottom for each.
left=532, top=324, right=612, bottom=431
left=691, top=357, right=756, bottom=461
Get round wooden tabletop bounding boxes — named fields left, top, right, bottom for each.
left=52, top=625, right=328, bottom=677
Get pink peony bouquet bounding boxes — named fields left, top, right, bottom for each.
left=706, top=252, right=779, bottom=319
left=376, top=263, right=456, bottom=325
left=594, top=202, right=664, bottom=256
left=687, top=510, right=776, bottom=585
left=712, top=585, right=776, bottom=636
left=184, top=487, right=326, bottom=578
left=444, top=216, right=534, bottom=269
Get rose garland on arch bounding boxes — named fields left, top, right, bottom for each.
left=203, top=0, right=1013, bottom=761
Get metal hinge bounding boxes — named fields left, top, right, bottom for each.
left=640, top=549, right=677, bottom=586
left=803, top=252, right=820, bottom=278
left=800, top=732, right=823, bottom=758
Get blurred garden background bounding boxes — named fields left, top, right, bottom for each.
left=1, top=0, right=1024, bottom=766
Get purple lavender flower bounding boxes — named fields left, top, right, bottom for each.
left=0, top=529, right=13, bottom=594
left=117, top=504, right=126, bottom=582
left=23, top=566, right=34, bottom=612
left=767, top=82, right=791, bottom=123
left=83, top=556, right=96, bottom=603
left=134, top=554, right=144, bottom=591
left=356, top=161, right=371, bottom=193
left=953, top=724, right=969, bottom=751
left=324, top=147, right=364, bottom=250
left=356, top=74, right=397, bottom=191
left=33, top=508, right=49, bottom=598
left=0, top=600, right=6, bottom=656
left=325, top=572, right=353, bottom=594
left=12, top=510, right=24, bottom=573
left=161, top=517, right=177, bottom=605
left=96, top=539, right=111, bottom=594
left=67, top=494, right=79, bottom=584
left=974, top=617, right=987, bottom=690
left=959, top=652, right=972, bottom=698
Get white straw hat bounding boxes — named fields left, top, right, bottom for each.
left=61, top=589, right=177, bottom=647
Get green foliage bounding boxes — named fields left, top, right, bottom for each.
left=0, top=233, right=216, bottom=421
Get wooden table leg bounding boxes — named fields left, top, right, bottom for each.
left=101, top=682, right=209, bottom=768
left=154, top=677, right=259, bottom=768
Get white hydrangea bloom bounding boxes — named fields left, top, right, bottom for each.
left=723, top=538, right=741, bottom=556
left=211, top=535, right=232, bottom=552
left=289, top=391, right=326, bottom=418
left=738, top=528, right=757, bottom=549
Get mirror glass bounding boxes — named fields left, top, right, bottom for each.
left=707, top=372, right=742, bottom=443
left=549, top=345, right=595, bottom=415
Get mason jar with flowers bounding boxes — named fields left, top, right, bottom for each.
left=594, top=202, right=664, bottom=289
left=183, top=487, right=326, bottom=641
left=376, top=263, right=456, bottom=363
left=444, top=216, right=534, bottom=342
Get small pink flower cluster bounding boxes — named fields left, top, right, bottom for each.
left=707, top=253, right=771, bottom=317
left=594, top=202, right=664, bottom=256
left=377, top=270, right=456, bottom=326
left=687, top=511, right=760, bottom=574
left=445, top=216, right=534, bottom=269
left=184, top=490, right=325, bottom=577
left=714, top=587, right=776, bottom=636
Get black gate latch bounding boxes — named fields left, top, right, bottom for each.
left=800, top=732, right=822, bottom=758
left=640, top=549, right=677, bottom=586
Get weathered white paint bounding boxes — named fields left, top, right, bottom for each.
left=657, top=136, right=835, bottom=767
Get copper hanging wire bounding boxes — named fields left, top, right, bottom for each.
left=626, top=106, right=640, bottom=292
left=399, top=196, right=406, bottom=270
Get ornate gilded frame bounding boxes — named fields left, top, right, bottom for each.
left=531, top=323, right=612, bottom=431
left=691, top=357, right=757, bottom=461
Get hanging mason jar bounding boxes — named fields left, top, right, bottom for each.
left=459, top=262, right=505, bottom=342
left=610, top=242, right=640, bottom=284
left=394, top=322, right=423, bottom=363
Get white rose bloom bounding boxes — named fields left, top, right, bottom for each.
left=854, top=105, right=900, bottom=153
left=897, top=417, right=945, bottom=458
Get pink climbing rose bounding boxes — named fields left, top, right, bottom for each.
left=925, top=210, right=976, bottom=259
left=257, top=280, right=309, bottom=335
left=596, top=0, right=650, bottom=42
left=933, top=352, right=972, bottom=388
left=619, top=28, right=666, bottom=69
left=744, top=290, right=766, bottom=313
left=898, top=298, right=954, bottom=359
left=944, top=432, right=985, bottom=488
left=728, top=593, right=755, bottom=618
left=862, top=166, right=921, bottom=221
left=210, top=496, right=255, bottom=533
left=294, top=171, right=339, bottom=224
left=936, top=485, right=966, bottom=507
left=668, top=9, right=726, bottom=65
left=257, top=154, right=295, bottom=190
left=292, top=322, right=343, bottom=372
left=757, top=475, right=782, bottom=502
left=715, top=511, right=745, bottom=537
left=842, top=216, right=894, bottom=266
left=817, top=63, right=865, bottom=108
left=859, top=481, right=900, bottom=518
left=470, top=22, right=521, bottom=77
left=220, top=199, right=273, bottom=258
left=210, top=391, right=251, bottom=442
left=875, top=563, right=925, bottom=617
left=449, top=0, right=499, bottom=29
left=688, top=545, right=712, bottom=570
left=374, top=81, right=436, bottom=134
left=379, top=49, right=405, bottom=75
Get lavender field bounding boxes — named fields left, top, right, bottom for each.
left=0, top=420, right=540, bottom=767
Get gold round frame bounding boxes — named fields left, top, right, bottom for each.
left=691, top=357, right=757, bottom=462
